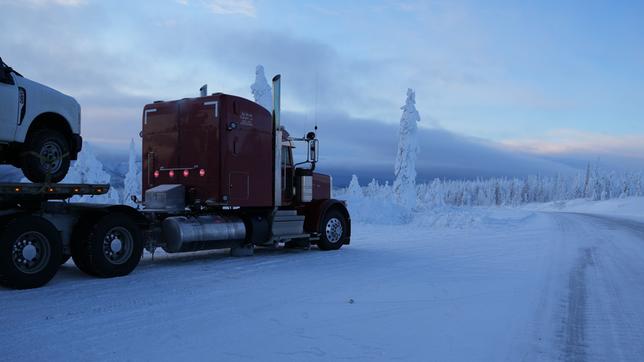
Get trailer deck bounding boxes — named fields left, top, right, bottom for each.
left=0, top=183, right=110, bottom=203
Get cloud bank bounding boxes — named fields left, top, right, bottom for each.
left=0, top=1, right=641, bottom=185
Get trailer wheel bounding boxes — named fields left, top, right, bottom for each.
left=0, top=216, right=62, bottom=289
left=21, top=129, right=71, bottom=183
left=82, top=213, right=143, bottom=278
left=317, top=208, right=348, bottom=251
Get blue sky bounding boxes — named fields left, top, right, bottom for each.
left=1, top=0, right=642, bottom=179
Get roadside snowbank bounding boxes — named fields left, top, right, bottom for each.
left=340, top=193, right=413, bottom=225
left=340, top=189, right=535, bottom=229
left=342, top=188, right=643, bottom=230
left=524, top=197, right=644, bottom=221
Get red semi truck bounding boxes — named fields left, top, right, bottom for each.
left=0, top=75, right=351, bottom=289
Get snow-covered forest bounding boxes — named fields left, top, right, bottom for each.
left=338, top=165, right=644, bottom=209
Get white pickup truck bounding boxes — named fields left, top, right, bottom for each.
left=0, top=57, right=81, bottom=183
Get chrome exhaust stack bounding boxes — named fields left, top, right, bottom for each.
left=272, top=74, right=282, bottom=207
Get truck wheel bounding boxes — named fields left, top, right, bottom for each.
left=0, top=216, right=62, bottom=289
left=71, top=218, right=98, bottom=276
left=317, top=208, right=348, bottom=251
left=82, top=214, right=143, bottom=278
left=21, top=129, right=71, bottom=183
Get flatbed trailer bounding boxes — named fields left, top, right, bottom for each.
left=0, top=181, right=350, bottom=290
left=0, top=182, right=109, bottom=203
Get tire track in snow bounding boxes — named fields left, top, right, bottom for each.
left=550, top=212, right=644, bottom=362
left=562, top=247, right=593, bottom=362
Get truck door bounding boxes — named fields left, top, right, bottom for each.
left=0, top=69, right=18, bottom=142
left=282, top=145, right=294, bottom=203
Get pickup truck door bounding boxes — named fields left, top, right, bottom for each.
left=0, top=71, right=18, bottom=142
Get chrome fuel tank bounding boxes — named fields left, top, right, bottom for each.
left=162, top=215, right=246, bottom=253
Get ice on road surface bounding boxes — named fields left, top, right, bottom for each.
left=1, top=200, right=644, bottom=361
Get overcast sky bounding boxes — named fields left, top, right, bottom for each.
left=1, top=0, right=642, bottom=182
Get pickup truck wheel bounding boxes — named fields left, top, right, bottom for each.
left=317, top=208, right=348, bottom=251
left=82, top=214, right=143, bottom=278
left=21, top=129, right=71, bottom=183
left=0, top=216, right=62, bottom=289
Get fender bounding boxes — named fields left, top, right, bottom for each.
left=67, top=203, right=149, bottom=228
left=13, top=76, right=81, bottom=144
left=302, top=198, right=351, bottom=244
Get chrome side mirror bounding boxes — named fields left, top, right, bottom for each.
left=308, top=139, right=319, bottom=163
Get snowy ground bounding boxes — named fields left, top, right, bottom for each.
left=1, top=198, right=643, bottom=361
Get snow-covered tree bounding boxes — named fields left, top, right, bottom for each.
left=393, top=88, right=420, bottom=209
left=425, top=178, right=445, bottom=207
left=61, top=142, right=120, bottom=203
left=122, top=139, right=141, bottom=207
left=347, top=174, right=363, bottom=198
left=365, top=178, right=380, bottom=197
left=250, top=65, right=272, bottom=111
left=582, top=163, right=591, bottom=198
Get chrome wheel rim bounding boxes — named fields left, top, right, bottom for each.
left=102, top=227, right=133, bottom=265
left=40, top=141, right=63, bottom=173
left=325, top=217, right=343, bottom=243
left=11, top=231, right=51, bottom=274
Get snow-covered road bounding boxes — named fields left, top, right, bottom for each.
left=1, top=208, right=643, bottom=361
left=547, top=213, right=644, bottom=362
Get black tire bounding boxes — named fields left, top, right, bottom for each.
left=78, top=213, right=143, bottom=278
left=71, top=218, right=98, bottom=276
left=21, top=129, right=71, bottom=183
left=0, top=216, right=62, bottom=289
left=317, top=208, right=348, bottom=251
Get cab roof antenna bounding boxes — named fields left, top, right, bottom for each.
left=314, top=72, right=319, bottom=131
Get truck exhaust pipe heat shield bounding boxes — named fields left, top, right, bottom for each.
left=162, top=215, right=247, bottom=253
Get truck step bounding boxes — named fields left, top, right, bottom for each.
left=274, top=209, right=298, bottom=216
left=272, top=210, right=305, bottom=237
